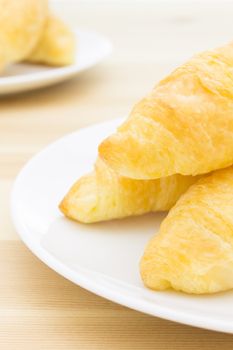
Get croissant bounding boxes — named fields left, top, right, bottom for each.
left=26, top=14, right=75, bottom=66
left=99, top=41, right=233, bottom=180
left=140, top=166, right=233, bottom=294
left=59, top=157, right=197, bottom=223
left=0, top=0, right=48, bottom=69
left=0, top=0, right=75, bottom=72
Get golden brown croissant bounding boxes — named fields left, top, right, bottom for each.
left=140, top=166, right=233, bottom=294
left=59, top=157, right=197, bottom=223
left=26, top=14, right=75, bottom=66
left=0, top=0, right=48, bottom=68
left=99, top=41, right=233, bottom=180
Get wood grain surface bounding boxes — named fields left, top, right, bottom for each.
left=1, top=1, right=233, bottom=348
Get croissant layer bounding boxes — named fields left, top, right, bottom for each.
left=27, top=15, right=75, bottom=66
left=99, top=41, right=233, bottom=179
left=59, top=158, right=197, bottom=223
left=140, top=166, right=233, bottom=294
left=0, top=0, right=48, bottom=67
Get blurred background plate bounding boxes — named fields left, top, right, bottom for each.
left=0, top=29, right=112, bottom=95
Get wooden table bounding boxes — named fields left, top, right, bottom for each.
left=1, top=1, right=233, bottom=348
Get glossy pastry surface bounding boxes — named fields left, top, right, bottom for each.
left=140, top=166, right=233, bottom=294
left=99, top=41, right=233, bottom=179
left=59, top=157, right=197, bottom=223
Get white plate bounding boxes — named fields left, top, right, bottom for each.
left=11, top=118, right=233, bottom=334
left=0, top=29, right=112, bottom=94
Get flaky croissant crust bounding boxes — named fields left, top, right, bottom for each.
left=140, top=166, right=233, bottom=294
left=59, top=158, right=197, bottom=223
left=99, top=41, right=233, bottom=179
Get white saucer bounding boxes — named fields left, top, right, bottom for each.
left=11, top=118, right=233, bottom=334
left=0, top=29, right=112, bottom=94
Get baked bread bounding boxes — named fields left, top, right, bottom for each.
left=59, top=157, right=197, bottom=223
left=26, top=14, right=75, bottom=66
left=140, top=166, right=233, bottom=294
left=0, top=0, right=48, bottom=69
left=99, top=41, right=233, bottom=179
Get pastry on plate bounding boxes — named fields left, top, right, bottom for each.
left=0, top=0, right=48, bottom=69
left=99, top=41, right=233, bottom=179
left=26, top=14, right=76, bottom=66
left=59, top=157, right=198, bottom=223
left=140, top=166, right=233, bottom=294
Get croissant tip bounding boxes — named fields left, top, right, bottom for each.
left=98, top=137, right=110, bottom=158
left=58, top=197, right=67, bottom=215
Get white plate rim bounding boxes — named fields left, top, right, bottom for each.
left=0, top=28, right=112, bottom=92
left=10, top=119, right=233, bottom=334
